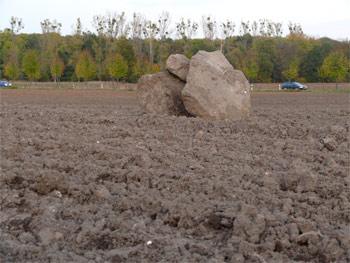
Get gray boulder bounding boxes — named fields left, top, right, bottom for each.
left=181, top=50, right=251, bottom=120
left=166, top=54, right=190, bottom=81
left=137, top=72, right=188, bottom=116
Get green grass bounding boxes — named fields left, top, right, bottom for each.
left=304, top=89, right=350, bottom=93
left=251, top=89, right=350, bottom=93
left=0, top=86, right=19, bottom=89
left=1, top=86, right=136, bottom=91
left=2, top=86, right=348, bottom=93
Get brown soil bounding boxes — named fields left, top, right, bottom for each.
left=1, top=90, right=349, bottom=263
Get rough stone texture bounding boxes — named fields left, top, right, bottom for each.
left=322, top=137, right=337, bottom=151
left=137, top=72, right=188, bottom=116
left=182, top=50, right=250, bottom=120
left=166, top=54, right=190, bottom=81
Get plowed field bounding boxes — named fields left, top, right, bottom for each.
left=1, top=90, right=349, bottom=262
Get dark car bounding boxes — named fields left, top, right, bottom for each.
left=282, top=82, right=307, bottom=90
left=0, top=81, right=12, bottom=87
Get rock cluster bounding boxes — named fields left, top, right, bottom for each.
left=137, top=50, right=251, bottom=120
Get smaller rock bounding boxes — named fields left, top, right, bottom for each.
left=54, top=232, right=64, bottom=240
left=282, top=159, right=317, bottom=192
left=94, top=185, right=112, bottom=200
left=231, top=254, right=245, bottom=263
left=274, top=240, right=286, bottom=252
left=262, top=175, right=279, bottom=190
left=206, top=213, right=222, bottom=230
left=166, top=54, right=190, bottom=81
left=8, top=213, right=32, bottom=228
left=146, top=240, right=157, bottom=249
left=297, top=172, right=318, bottom=193
left=194, top=130, right=204, bottom=139
left=295, top=217, right=316, bottom=233
left=322, top=137, right=337, bottom=151
left=19, top=232, right=36, bottom=243
left=38, top=228, right=56, bottom=245
left=32, top=172, right=68, bottom=195
left=296, top=231, right=322, bottom=246
left=251, top=253, right=268, bottom=263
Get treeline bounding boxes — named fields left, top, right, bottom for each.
left=0, top=13, right=349, bottom=84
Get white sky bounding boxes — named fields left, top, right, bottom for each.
left=1, top=0, right=349, bottom=40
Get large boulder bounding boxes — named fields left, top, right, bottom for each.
left=137, top=72, right=188, bottom=116
left=181, top=50, right=251, bottom=120
left=166, top=54, right=190, bottom=81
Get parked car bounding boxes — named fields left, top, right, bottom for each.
left=0, top=81, right=12, bottom=87
left=282, top=82, right=307, bottom=90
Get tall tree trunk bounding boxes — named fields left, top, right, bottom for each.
left=336, top=78, right=338, bottom=89
left=149, top=39, right=154, bottom=66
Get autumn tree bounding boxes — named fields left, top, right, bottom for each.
left=75, top=50, right=96, bottom=83
left=22, top=50, right=40, bottom=84
left=40, top=19, right=62, bottom=34
left=5, top=60, right=19, bottom=80
left=93, top=35, right=107, bottom=81
left=3, top=17, right=24, bottom=80
left=176, top=18, right=199, bottom=55
left=67, top=18, right=85, bottom=80
left=71, top=17, right=83, bottom=35
left=10, top=17, right=24, bottom=34
left=4, top=60, right=19, bottom=80
left=114, top=37, right=135, bottom=81
left=50, top=53, right=65, bottom=84
left=107, top=53, right=128, bottom=82
left=201, top=15, right=217, bottom=41
left=288, top=22, right=303, bottom=36
left=256, top=19, right=282, bottom=37
left=273, top=22, right=283, bottom=37
left=8, top=16, right=23, bottom=64
left=10, top=16, right=24, bottom=46
left=132, top=54, right=154, bottom=80
left=143, top=20, right=159, bottom=66
left=133, top=57, right=146, bottom=80
left=176, top=18, right=198, bottom=40
left=299, top=42, right=332, bottom=82
left=93, top=12, right=128, bottom=55
left=39, top=19, right=63, bottom=80
left=91, top=18, right=107, bottom=81
left=318, top=65, right=328, bottom=83
left=157, top=11, right=172, bottom=69
left=282, top=59, right=299, bottom=81
left=321, top=51, right=348, bottom=88
left=240, top=20, right=251, bottom=36
left=252, top=38, right=275, bottom=82
left=104, top=11, right=128, bottom=39
left=219, top=20, right=235, bottom=53
left=244, top=61, right=259, bottom=82
left=129, top=13, right=144, bottom=57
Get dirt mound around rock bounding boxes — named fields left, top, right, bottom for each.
left=0, top=90, right=349, bottom=262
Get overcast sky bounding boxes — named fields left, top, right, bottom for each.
left=1, top=0, right=349, bottom=40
